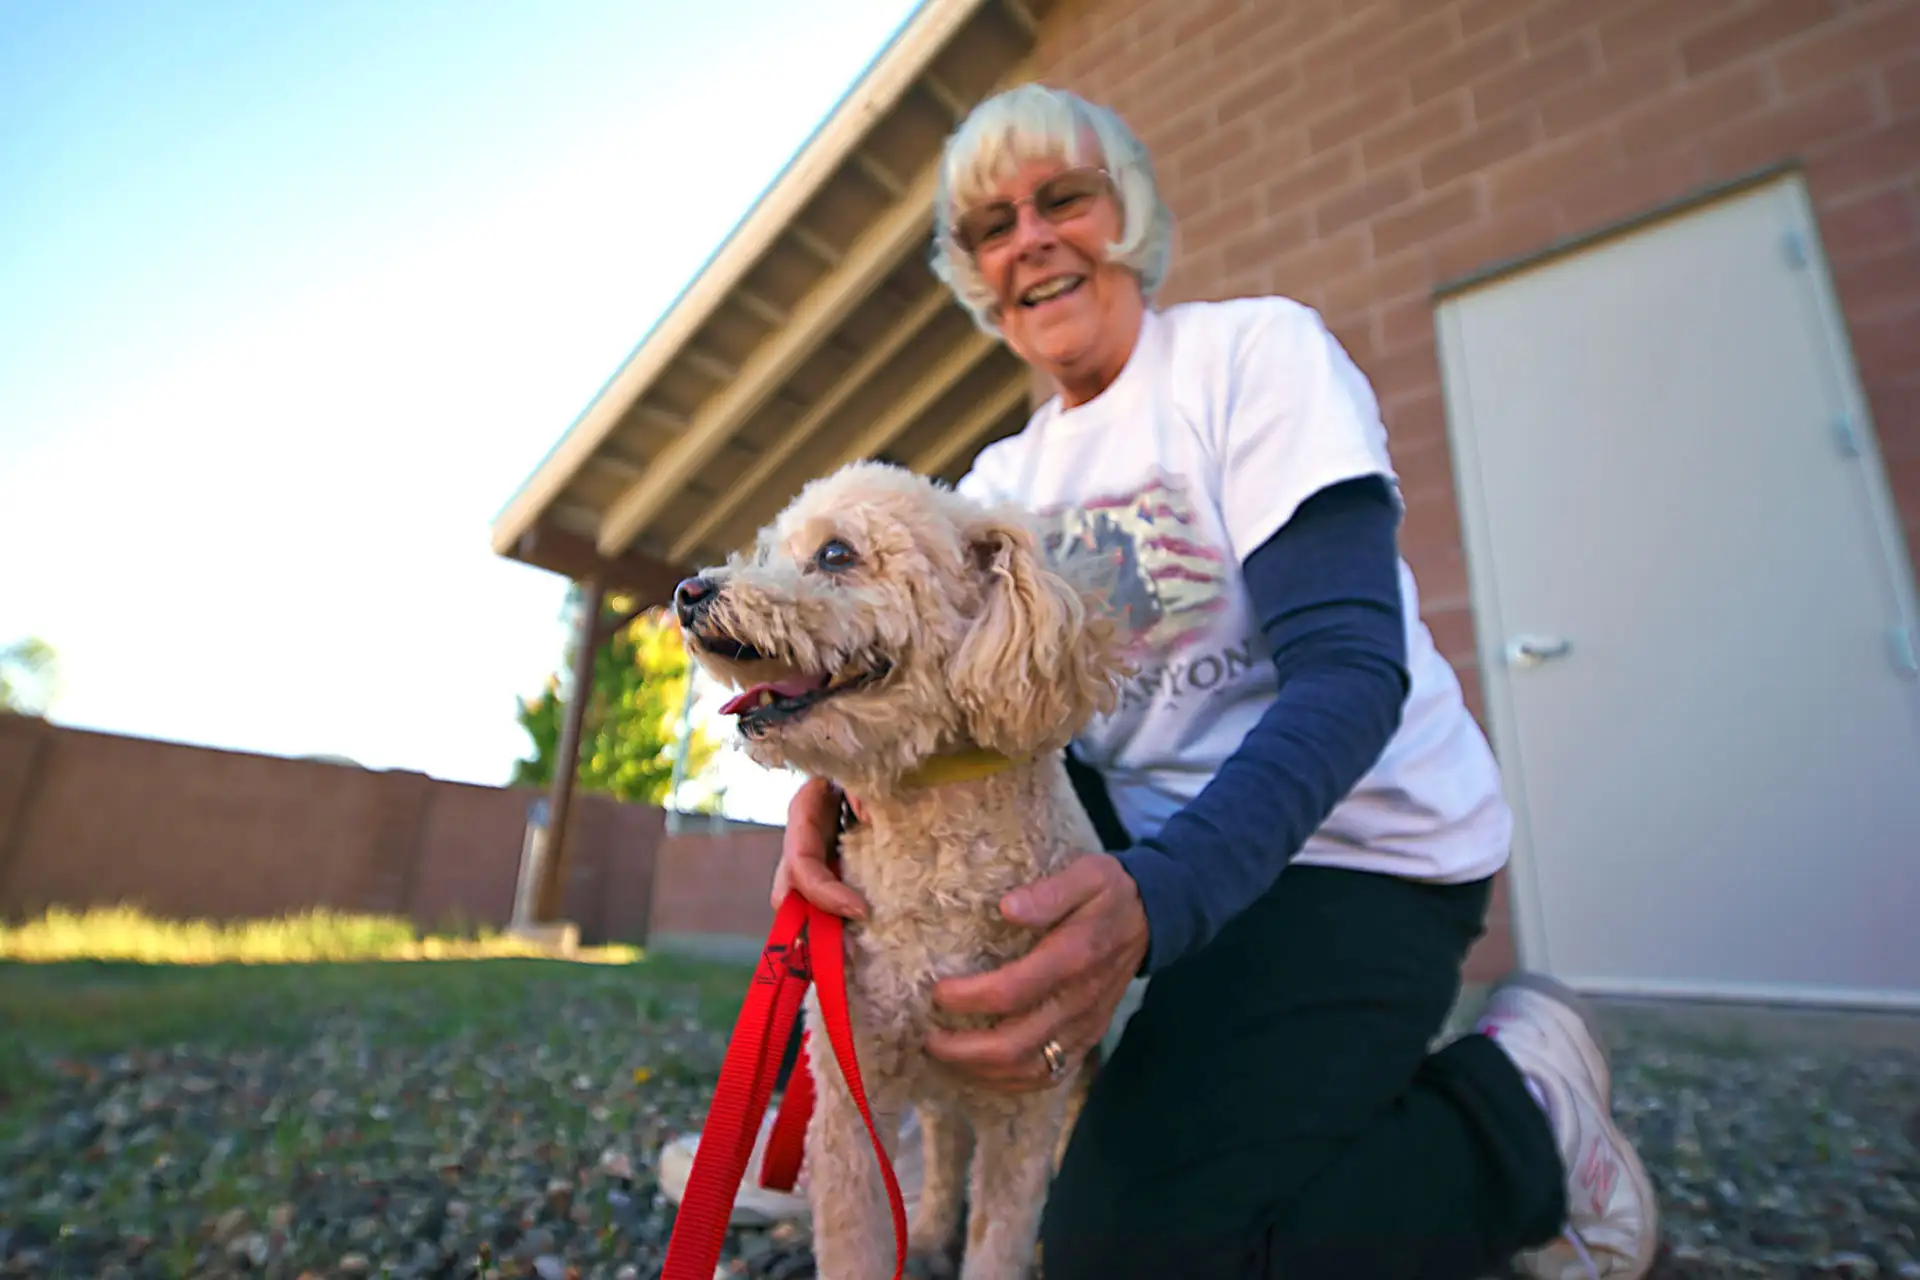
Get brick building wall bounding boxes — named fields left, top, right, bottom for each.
left=1028, top=0, right=1920, bottom=977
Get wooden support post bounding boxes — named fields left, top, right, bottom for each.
left=663, top=662, right=701, bottom=835
left=532, top=573, right=606, bottom=925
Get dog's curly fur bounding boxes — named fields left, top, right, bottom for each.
left=680, top=461, right=1130, bottom=1279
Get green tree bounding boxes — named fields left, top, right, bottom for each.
left=511, top=590, right=724, bottom=811
left=0, top=637, right=58, bottom=717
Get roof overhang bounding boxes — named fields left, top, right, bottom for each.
left=492, top=0, right=1051, bottom=596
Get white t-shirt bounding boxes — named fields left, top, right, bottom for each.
left=956, top=297, right=1511, bottom=884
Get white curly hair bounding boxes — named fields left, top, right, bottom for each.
left=928, top=83, right=1175, bottom=332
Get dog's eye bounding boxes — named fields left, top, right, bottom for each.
left=814, top=538, right=858, bottom=573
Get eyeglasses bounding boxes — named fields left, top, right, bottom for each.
left=949, top=166, right=1114, bottom=255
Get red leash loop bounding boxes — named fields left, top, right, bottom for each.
left=810, top=907, right=911, bottom=1273
left=659, top=896, right=908, bottom=1280
left=756, top=1034, right=812, bottom=1192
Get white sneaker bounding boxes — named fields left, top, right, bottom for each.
left=1474, top=973, right=1659, bottom=1280
left=655, top=1104, right=925, bottom=1227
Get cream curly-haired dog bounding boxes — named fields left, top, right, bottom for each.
left=674, top=460, right=1128, bottom=1279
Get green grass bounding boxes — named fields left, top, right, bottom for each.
left=0, top=906, right=756, bottom=1142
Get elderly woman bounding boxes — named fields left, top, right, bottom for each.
left=671, top=84, right=1659, bottom=1280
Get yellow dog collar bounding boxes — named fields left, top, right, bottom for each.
left=899, top=746, right=1026, bottom=789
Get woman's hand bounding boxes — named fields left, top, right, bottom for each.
left=924, top=851, right=1149, bottom=1091
left=770, top=776, right=869, bottom=919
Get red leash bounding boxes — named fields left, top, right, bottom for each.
left=659, top=891, right=908, bottom=1280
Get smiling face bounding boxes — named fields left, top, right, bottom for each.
left=675, top=462, right=1126, bottom=797
left=959, top=154, right=1147, bottom=407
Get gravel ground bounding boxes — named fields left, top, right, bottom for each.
left=1, top=963, right=1915, bottom=1279
left=1566, top=1002, right=1920, bottom=1280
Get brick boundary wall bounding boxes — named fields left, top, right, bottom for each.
left=646, top=827, right=789, bottom=961
left=0, top=716, right=789, bottom=947
left=1026, top=0, right=1920, bottom=980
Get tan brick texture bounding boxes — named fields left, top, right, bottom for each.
left=1033, top=0, right=1920, bottom=980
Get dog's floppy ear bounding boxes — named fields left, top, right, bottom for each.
left=949, top=506, right=1125, bottom=757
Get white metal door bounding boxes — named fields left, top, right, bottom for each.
left=1437, top=173, right=1920, bottom=1008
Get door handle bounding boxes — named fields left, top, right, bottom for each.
left=1505, top=634, right=1572, bottom=668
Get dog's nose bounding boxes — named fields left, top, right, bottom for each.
left=674, top=576, right=715, bottom=626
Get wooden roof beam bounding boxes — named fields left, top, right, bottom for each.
left=680, top=345, right=740, bottom=385
left=511, top=521, right=688, bottom=604
left=788, top=224, right=844, bottom=269
left=636, top=402, right=688, bottom=432
left=851, top=150, right=906, bottom=199
left=591, top=455, right=644, bottom=483
left=909, top=374, right=1030, bottom=477
left=718, top=359, right=1020, bottom=562
left=595, top=160, right=940, bottom=558
left=732, top=287, right=790, bottom=328
left=922, top=72, right=967, bottom=120
left=665, top=286, right=955, bottom=563
left=829, top=330, right=997, bottom=471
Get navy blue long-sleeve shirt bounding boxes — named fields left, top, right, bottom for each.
left=1094, top=473, right=1411, bottom=974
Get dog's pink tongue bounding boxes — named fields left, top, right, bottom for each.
left=719, top=677, right=821, bottom=716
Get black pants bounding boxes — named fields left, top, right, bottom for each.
left=1039, top=865, right=1568, bottom=1280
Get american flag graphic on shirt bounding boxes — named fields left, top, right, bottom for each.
left=1036, top=471, right=1232, bottom=662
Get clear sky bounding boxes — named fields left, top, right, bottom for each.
left=0, top=0, right=924, bottom=824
